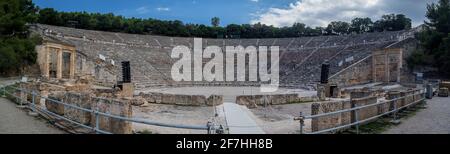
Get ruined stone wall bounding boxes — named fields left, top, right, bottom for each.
left=139, top=93, right=223, bottom=106
left=74, top=54, right=118, bottom=87
left=329, top=56, right=373, bottom=87
left=310, top=89, right=424, bottom=133
left=350, top=95, right=378, bottom=124
left=76, top=52, right=95, bottom=77
left=311, top=100, right=352, bottom=133
left=329, top=38, right=418, bottom=88
left=45, top=91, right=133, bottom=134
left=36, top=45, right=48, bottom=78
left=236, top=94, right=318, bottom=108
left=93, top=62, right=118, bottom=87
left=64, top=93, right=93, bottom=125
left=388, top=38, right=418, bottom=83
left=91, top=97, right=132, bottom=134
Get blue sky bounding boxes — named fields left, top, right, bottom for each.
left=33, top=0, right=437, bottom=27
left=33, top=0, right=297, bottom=26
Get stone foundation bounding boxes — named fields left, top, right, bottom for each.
left=310, top=89, right=424, bottom=133
left=236, top=94, right=318, bottom=108
left=350, top=93, right=378, bottom=124
left=91, top=97, right=132, bottom=134
left=139, top=92, right=224, bottom=106
left=64, top=93, right=93, bottom=125
left=311, top=100, right=351, bottom=132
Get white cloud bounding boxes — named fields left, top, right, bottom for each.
left=251, top=0, right=387, bottom=27
left=250, top=0, right=259, bottom=2
left=156, top=7, right=170, bottom=12
left=136, top=6, right=150, bottom=14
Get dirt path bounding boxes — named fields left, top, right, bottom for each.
left=0, top=98, right=65, bottom=134
left=383, top=97, right=450, bottom=134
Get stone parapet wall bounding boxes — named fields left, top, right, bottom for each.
left=65, top=93, right=93, bottom=125
left=139, top=92, right=223, bottom=106
left=329, top=56, right=373, bottom=87
left=350, top=96, right=378, bottom=124
left=310, top=89, right=424, bottom=133
left=91, top=97, right=132, bottom=134
left=236, top=94, right=318, bottom=108
left=311, top=100, right=351, bottom=133
left=44, top=91, right=133, bottom=134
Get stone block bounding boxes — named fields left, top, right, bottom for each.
left=64, top=93, right=92, bottom=125
left=91, top=98, right=132, bottom=134
left=46, top=92, right=65, bottom=116
left=206, top=95, right=223, bottom=106
left=351, top=96, right=378, bottom=124
left=130, top=96, right=148, bottom=106
left=311, top=101, right=351, bottom=132
left=121, top=83, right=134, bottom=98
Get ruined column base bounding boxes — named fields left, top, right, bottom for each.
left=121, top=83, right=134, bottom=98
left=317, top=84, right=327, bottom=101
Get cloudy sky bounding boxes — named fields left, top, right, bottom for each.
left=33, top=0, right=438, bottom=27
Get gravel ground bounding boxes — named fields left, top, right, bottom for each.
left=137, top=86, right=316, bottom=102
left=132, top=104, right=225, bottom=134
left=250, top=102, right=315, bottom=134
left=383, top=96, right=450, bottom=134
left=0, top=98, right=65, bottom=134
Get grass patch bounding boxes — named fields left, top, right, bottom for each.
left=340, top=101, right=427, bottom=134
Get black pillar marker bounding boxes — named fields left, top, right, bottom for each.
left=122, top=61, right=131, bottom=83
left=320, top=61, right=330, bottom=84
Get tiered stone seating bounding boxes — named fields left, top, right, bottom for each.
left=33, top=24, right=412, bottom=89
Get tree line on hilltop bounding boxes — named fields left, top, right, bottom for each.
left=37, top=8, right=412, bottom=38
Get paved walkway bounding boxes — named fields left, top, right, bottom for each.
left=383, top=97, right=450, bottom=134
left=0, top=97, right=65, bottom=134
left=223, top=102, right=265, bottom=134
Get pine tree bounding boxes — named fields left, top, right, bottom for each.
left=0, top=0, right=41, bottom=75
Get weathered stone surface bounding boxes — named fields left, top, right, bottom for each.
left=351, top=96, right=378, bottom=124
left=65, top=84, right=91, bottom=92
left=129, top=96, right=148, bottom=106
left=46, top=92, right=65, bottom=115
left=311, top=100, right=351, bottom=133
left=236, top=94, right=315, bottom=108
left=121, top=83, right=134, bottom=98
left=32, top=24, right=415, bottom=90
left=317, top=84, right=326, bottom=100
left=386, top=91, right=402, bottom=112
left=329, top=57, right=373, bottom=87
left=64, top=93, right=92, bottom=125
left=206, top=95, right=223, bottom=106
left=90, top=98, right=132, bottom=134
left=139, top=92, right=223, bottom=106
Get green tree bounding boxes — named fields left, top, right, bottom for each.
left=0, top=0, right=41, bottom=75
left=326, top=21, right=350, bottom=35
left=226, top=24, right=242, bottom=38
left=38, top=8, right=62, bottom=26
left=410, top=0, right=450, bottom=77
left=350, top=17, right=373, bottom=34
left=374, top=14, right=412, bottom=32
left=34, top=7, right=413, bottom=39
left=211, top=17, right=220, bottom=27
